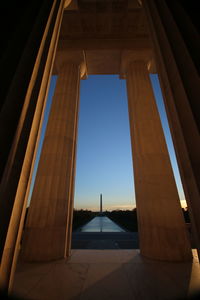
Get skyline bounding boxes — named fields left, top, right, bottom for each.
left=28, top=74, right=187, bottom=212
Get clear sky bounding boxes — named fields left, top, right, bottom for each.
left=28, top=74, right=187, bottom=211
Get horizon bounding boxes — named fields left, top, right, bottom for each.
left=72, top=200, right=188, bottom=212
left=72, top=200, right=187, bottom=212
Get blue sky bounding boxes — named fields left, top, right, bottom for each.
left=28, top=74, right=186, bottom=211
left=75, top=75, right=134, bottom=211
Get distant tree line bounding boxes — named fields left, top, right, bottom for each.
left=105, top=209, right=138, bottom=232
left=72, top=207, right=191, bottom=233
left=72, top=209, right=98, bottom=231
left=24, top=206, right=191, bottom=233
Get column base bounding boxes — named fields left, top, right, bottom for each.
left=139, top=226, right=192, bottom=262
left=21, top=226, right=66, bottom=262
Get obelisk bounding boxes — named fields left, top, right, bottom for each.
left=100, top=194, right=102, bottom=214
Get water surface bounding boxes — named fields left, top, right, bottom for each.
left=80, top=216, right=125, bottom=232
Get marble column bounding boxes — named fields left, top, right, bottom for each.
left=0, top=0, right=69, bottom=292
left=21, top=61, right=82, bottom=261
left=143, top=0, right=200, bottom=260
left=65, top=113, right=79, bottom=257
left=126, top=60, right=192, bottom=261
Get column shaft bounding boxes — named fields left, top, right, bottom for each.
left=65, top=82, right=80, bottom=257
left=22, top=63, right=80, bottom=261
left=143, top=0, right=200, bottom=260
left=126, top=61, right=192, bottom=261
left=0, top=0, right=65, bottom=291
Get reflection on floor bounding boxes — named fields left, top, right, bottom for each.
left=12, top=249, right=200, bottom=300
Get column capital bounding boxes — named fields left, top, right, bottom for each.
left=120, top=49, right=156, bottom=78
left=53, top=50, right=87, bottom=79
left=64, top=0, right=72, bottom=9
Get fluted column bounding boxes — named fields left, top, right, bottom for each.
left=125, top=59, right=192, bottom=261
left=21, top=59, right=83, bottom=261
left=143, top=0, right=200, bottom=261
left=65, top=107, right=79, bottom=257
left=0, top=0, right=70, bottom=292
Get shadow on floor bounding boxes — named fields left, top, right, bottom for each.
left=11, top=250, right=200, bottom=300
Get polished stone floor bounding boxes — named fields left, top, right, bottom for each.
left=12, top=249, right=200, bottom=300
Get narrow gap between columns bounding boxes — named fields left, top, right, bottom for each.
left=149, top=73, right=192, bottom=240
left=26, top=75, right=57, bottom=211
left=150, top=74, right=187, bottom=209
left=72, top=75, right=138, bottom=250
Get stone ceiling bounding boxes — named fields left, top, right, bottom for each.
left=55, top=0, right=154, bottom=75
left=61, top=0, right=148, bottom=40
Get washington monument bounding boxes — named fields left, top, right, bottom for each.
left=100, top=194, right=102, bottom=214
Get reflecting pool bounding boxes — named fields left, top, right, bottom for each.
left=80, top=216, right=125, bottom=232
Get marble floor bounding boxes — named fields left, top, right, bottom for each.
left=12, top=249, right=200, bottom=300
